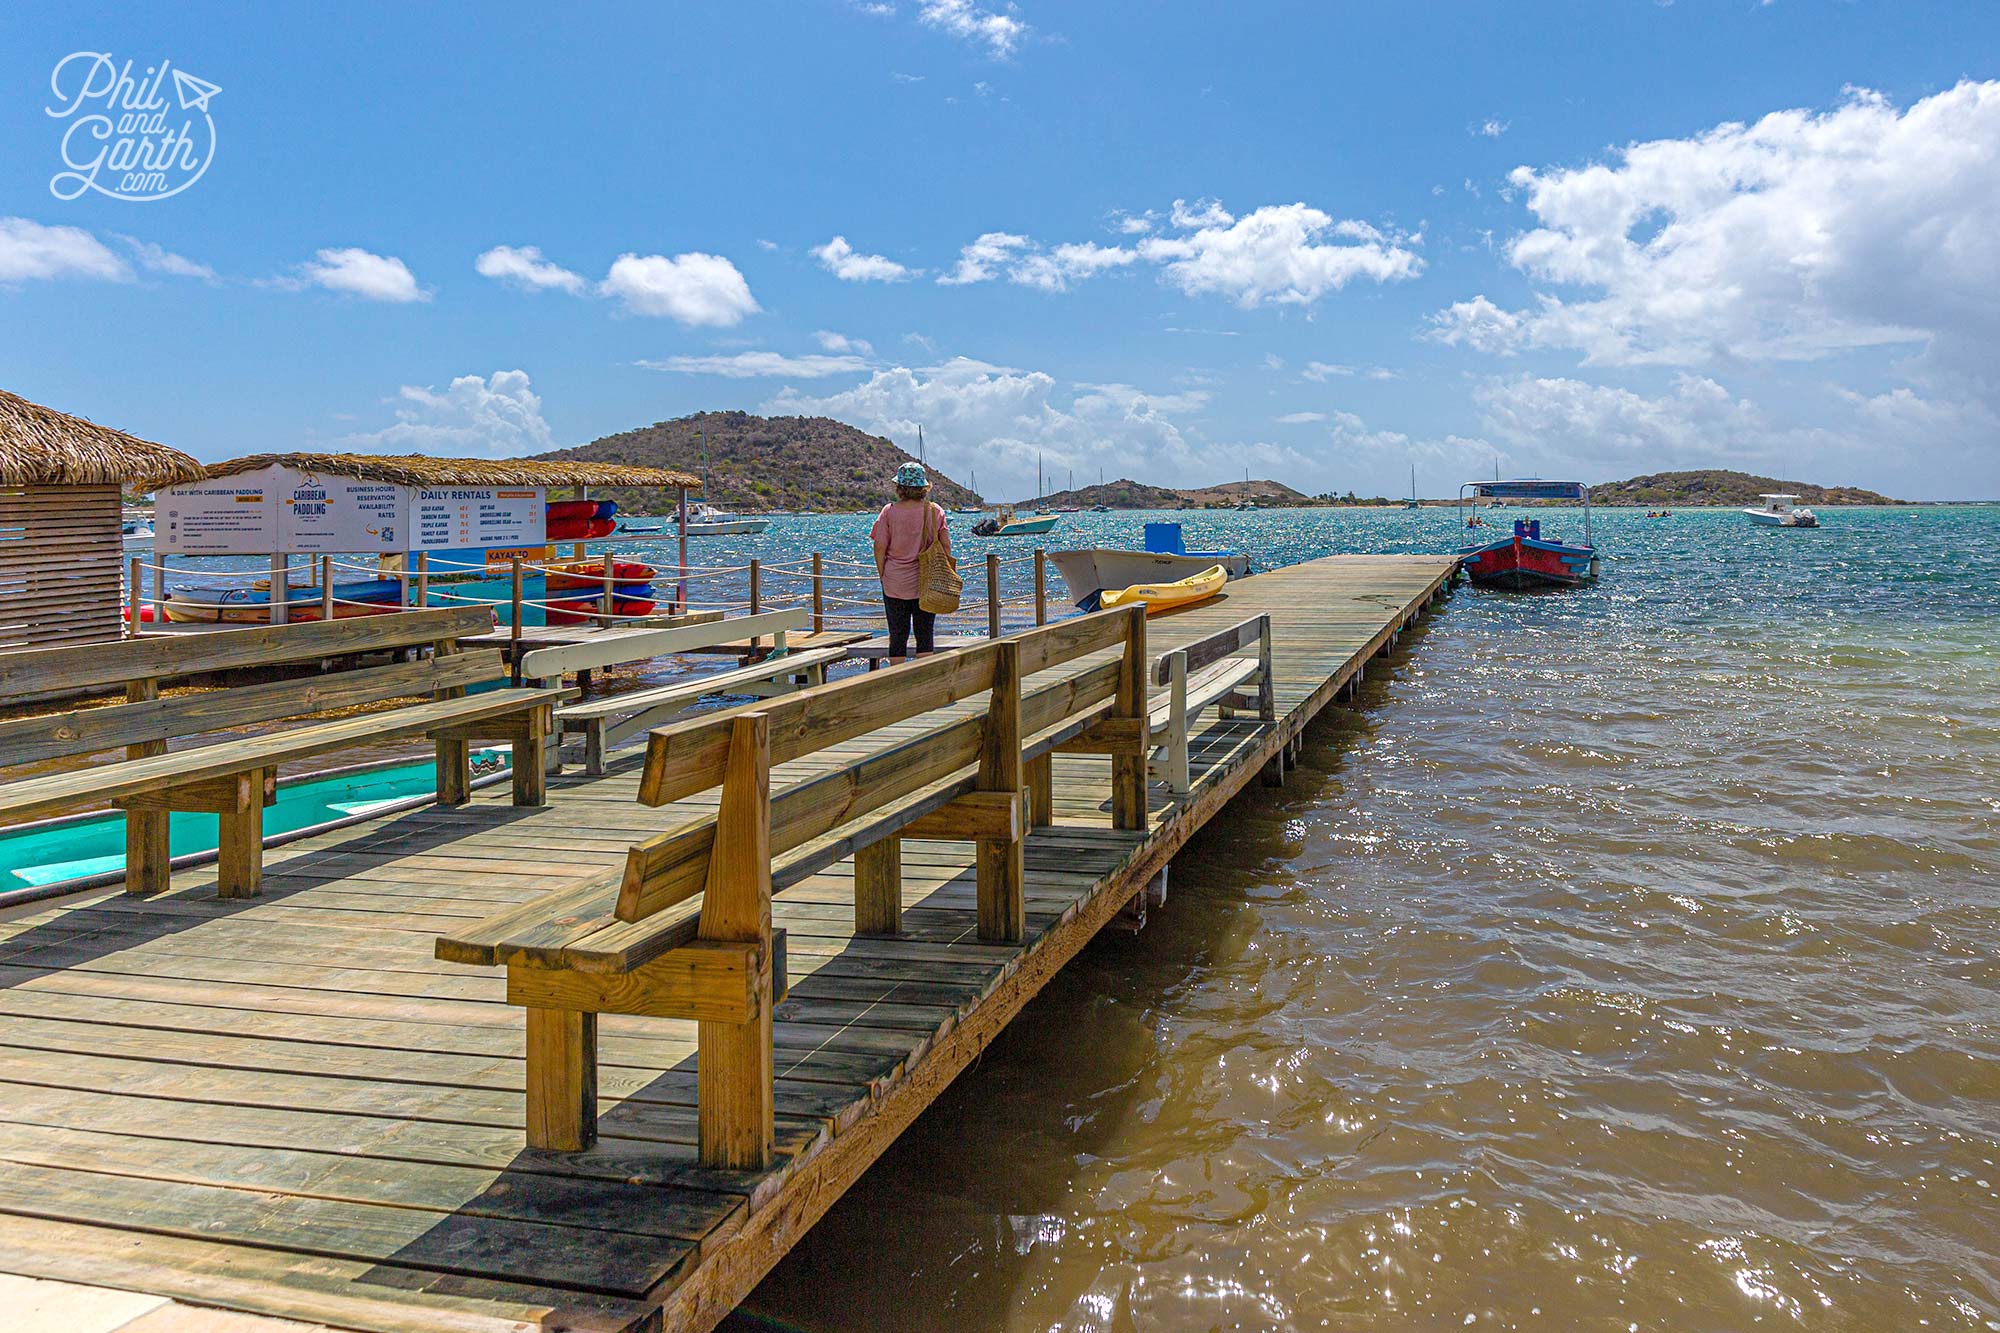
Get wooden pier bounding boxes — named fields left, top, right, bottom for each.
left=0, top=553, right=1456, bottom=1332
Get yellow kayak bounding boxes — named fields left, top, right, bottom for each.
left=1099, top=563, right=1227, bottom=614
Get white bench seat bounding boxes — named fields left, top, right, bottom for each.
left=1145, top=615, right=1274, bottom=794
left=555, top=646, right=850, bottom=775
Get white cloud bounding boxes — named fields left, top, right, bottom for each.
left=1008, top=241, right=1138, bottom=292
left=120, top=237, right=214, bottom=281
left=0, top=217, right=130, bottom=282
left=813, top=235, right=915, bottom=283
left=814, top=330, right=875, bottom=356
left=1473, top=372, right=1800, bottom=471
left=1169, top=197, right=1234, bottom=229
left=1139, top=202, right=1423, bottom=308
left=918, top=0, right=1029, bottom=58
left=347, top=370, right=556, bottom=457
left=599, top=251, right=759, bottom=325
left=1277, top=411, right=1328, bottom=424
left=1110, top=210, right=1156, bottom=235
left=765, top=356, right=1283, bottom=496
left=296, top=247, right=430, bottom=303
left=475, top=244, right=584, bottom=294
left=891, top=71, right=925, bottom=83
left=937, top=231, right=1030, bottom=285
left=638, top=351, right=870, bottom=378
left=1431, top=81, right=2000, bottom=391
left=1428, top=295, right=1528, bottom=354
left=1475, top=117, right=1508, bottom=138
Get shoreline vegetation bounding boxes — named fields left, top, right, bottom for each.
left=530, top=411, right=1906, bottom=515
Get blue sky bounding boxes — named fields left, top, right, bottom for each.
left=3, top=2, right=1997, bottom=500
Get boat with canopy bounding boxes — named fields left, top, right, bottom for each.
left=1455, top=479, right=1599, bottom=589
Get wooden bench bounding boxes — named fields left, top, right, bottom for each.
left=1147, top=613, right=1275, bottom=793
left=520, top=610, right=850, bottom=776
left=435, top=605, right=1151, bottom=1166
left=0, top=607, right=566, bottom=898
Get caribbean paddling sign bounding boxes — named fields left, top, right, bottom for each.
left=157, top=466, right=548, bottom=555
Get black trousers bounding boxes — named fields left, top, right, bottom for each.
left=884, top=595, right=936, bottom=657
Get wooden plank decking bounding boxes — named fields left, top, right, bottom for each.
left=0, top=554, right=1456, bottom=1332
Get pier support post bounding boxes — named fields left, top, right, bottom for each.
left=855, top=836, right=902, bottom=935
left=976, top=641, right=1025, bottom=942
left=986, top=553, right=1002, bottom=639
left=1025, top=752, right=1054, bottom=827
left=697, top=714, right=775, bottom=1170
left=123, top=678, right=170, bottom=895
left=1112, top=606, right=1149, bottom=831
left=525, top=1007, right=597, bottom=1152
left=811, top=552, right=825, bottom=633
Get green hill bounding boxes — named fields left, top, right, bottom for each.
left=1022, top=478, right=1318, bottom=509
left=534, top=410, right=978, bottom=514
left=1594, top=470, right=1900, bottom=506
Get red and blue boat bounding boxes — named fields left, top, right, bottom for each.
left=1456, top=480, right=1599, bottom=589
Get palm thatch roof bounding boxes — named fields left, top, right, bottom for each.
left=0, top=388, right=205, bottom=487
left=180, top=452, right=700, bottom=492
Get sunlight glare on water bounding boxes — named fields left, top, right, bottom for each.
left=719, top=505, right=1996, bottom=1330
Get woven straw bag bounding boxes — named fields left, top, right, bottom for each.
left=917, top=505, right=962, bottom=614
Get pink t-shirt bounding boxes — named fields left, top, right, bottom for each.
left=871, top=501, right=948, bottom=599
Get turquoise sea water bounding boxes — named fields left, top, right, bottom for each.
left=727, top=505, right=2000, bottom=1330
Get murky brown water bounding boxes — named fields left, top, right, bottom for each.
left=732, top=508, right=2000, bottom=1330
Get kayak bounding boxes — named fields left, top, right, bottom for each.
left=545, top=498, right=618, bottom=522
left=544, top=559, right=656, bottom=593
left=159, top=578, right=407, bottom=624
left=545, top=597, right=657, bottom=625
left=545, top=515, right=618, bottom=542
left=1098, top=563, right=1227, bottom=615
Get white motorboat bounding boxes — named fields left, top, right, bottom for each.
left=678, top=502, right=770, bottom=537
left=121, top=513, right=154, bottom=550
left=1048, top=524, right=1251, bottom=609
left=1743, top=493, right=1819, bottom=528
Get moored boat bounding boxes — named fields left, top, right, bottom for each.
left=1455, top=480, right=1599, bottom=590
left=1048, top=522, right=1250, bottom=609
left=679, top=502, right=770, bottom=536
left=1743, top=494, right=1818, bottom=527
left=970, top=507, right=1061, bottom=537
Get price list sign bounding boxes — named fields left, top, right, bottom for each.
left=412, top=487, right=546, bottom=551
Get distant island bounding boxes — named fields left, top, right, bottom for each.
left=1020, top=478, right=1338, bottom=509
left=534, top=410, right=978, bottom=513
left=533, top=413, right=1902, bottom=514
left=1590, top=470, right=1901, bottom=506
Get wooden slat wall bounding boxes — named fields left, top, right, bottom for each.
left=0, top=485, right=124, bottom=652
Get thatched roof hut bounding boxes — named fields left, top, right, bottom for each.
left=0, top=388, right=205, bottom=486
left=183, top=452, right=699, bottom=492
left=1, top=389, right=204, bottom=651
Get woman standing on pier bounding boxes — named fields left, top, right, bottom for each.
left=871, top=462, right=950, bottom=663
